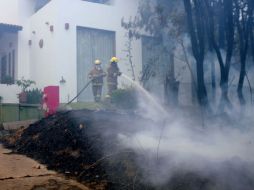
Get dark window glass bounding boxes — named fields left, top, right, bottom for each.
left=0, top=53, right=15, bottom=84
left=1, top=56, right=7, bottom=84
left=12, top=50, right=15, bottom=79
left=8, top=52, right=11, bottom=76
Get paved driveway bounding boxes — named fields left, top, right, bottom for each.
left=0, top=144, right=89, bottom=190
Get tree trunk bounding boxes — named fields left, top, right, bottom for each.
left=180, top=40, right=197, bottom=104
left=183, top=0, right=208, bottom=107
left=211, top=56, right=216, bottom=102
left=204, top=0, right=233, bottom=110
left=249, top=0, right=254, bottom=65
left=250, top=29, right=254, bottom=64
left=196, top=58, right=208, bottom=106
left=237, top=37, right=247, bottom=105
left=237, top=64, right=246, bottom=105
left=235, top=0, right=253, bottom=105
left=164, top=53, right=179, bottom=106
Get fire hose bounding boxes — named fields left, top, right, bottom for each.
left=64, top=73, right=106, bottom=107
left=64, top=80, right=93, bottom=107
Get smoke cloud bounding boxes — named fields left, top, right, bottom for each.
left=115, top=79, right=254, bottom=189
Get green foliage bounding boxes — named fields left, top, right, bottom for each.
left=121, top=0, right=186, bottom=45
left=121, top=0, right=186, bottom=86
left=25, top=88, right=43, bottom=104
left=65, top=102, right=106, bottom=110
left=111, top=88, right=138, bottom=110
left=1, top=75, right=14, bottom=85
left=16, top=77, right=36, bottom=91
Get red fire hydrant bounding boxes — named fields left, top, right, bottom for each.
left=42, top=86, right=59, bottom=117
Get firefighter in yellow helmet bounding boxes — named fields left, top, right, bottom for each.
left=88, top=59, right=106, bottom=102
left=107, top=57, right=121, bottom=97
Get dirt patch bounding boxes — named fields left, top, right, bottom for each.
left=0, top=144, right=89, bottom=190
left=0, top=176, right=89, bottom=190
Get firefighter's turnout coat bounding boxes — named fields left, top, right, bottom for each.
left=107, top=63, right=121, bottom=96
left=88, top=66, right=106, bottom=101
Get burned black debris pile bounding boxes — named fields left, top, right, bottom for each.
left=2, top=110, right=154, bottom=189
left=2, top=109, right=253, bottom=190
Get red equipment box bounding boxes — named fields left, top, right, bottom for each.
left=42, top=86, right=59, bottom=117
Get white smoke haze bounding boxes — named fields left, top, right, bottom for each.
left=121, top=121, right=254, bottom=162
left=115, top=79, right=254, bottom=188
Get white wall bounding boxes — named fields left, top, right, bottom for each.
left=17, top=0, right=36, bottom=23
left=0, top=0, right=19, bottom=24
left=17, top=21, right=32, bottom=80
left=13, top=0, right=36, bottom=79
left=0, top=0, right=35, bottom=25
left=28, top=0, right=58, bottom=88
left=0, top=84, right=20, bottom=103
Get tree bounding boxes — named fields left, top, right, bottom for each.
left=185, top=0, right=254, bottom=108
left=204, top=0, right=235, bottom=110
left=123, top=0, right=254, bottom=109
left=122, top=0, right=186, bottom=106
left=234, top=0, right=254, bottom=105
left=121, top=18, right=138, bottom=81
left=183, top=0, right=209, bottom=107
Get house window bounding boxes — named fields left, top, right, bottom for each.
left=0, top=51, right=15, bottom=85
left=83, top=0, right=111, bottom=5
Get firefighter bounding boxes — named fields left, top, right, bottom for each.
left=107, top=56, right=121, bottom=97
left=88, top=59, right=106, bottom=102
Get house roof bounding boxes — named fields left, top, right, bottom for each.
left=0, top=23, right=23, bottom=33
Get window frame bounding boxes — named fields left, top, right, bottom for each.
left=0, top=50, right=15, bottom=85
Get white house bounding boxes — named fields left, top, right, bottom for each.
left=0, top=0, right=151, bottom=103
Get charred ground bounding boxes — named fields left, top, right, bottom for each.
left=1, top=109, right=254, bottom=190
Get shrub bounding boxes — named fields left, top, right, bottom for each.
left=110, top=88, right=138, bottom=110
left=26, top=88, right=43, bottom=104
left=16, top=77, right=36, bottom=91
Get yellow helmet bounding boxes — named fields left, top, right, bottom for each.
left=94, top=59, right=101, bottom=65
left=110, top=56, right=119, bottom=63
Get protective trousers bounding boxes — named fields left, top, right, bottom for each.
left=92, top=85, right=102, bottom=102
left=107, top=83, right=117, bottom=97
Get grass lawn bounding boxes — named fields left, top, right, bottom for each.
left=60, top=101, right=111, bottom=110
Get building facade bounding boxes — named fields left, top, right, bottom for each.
left=0, top=0, right=145, bottom=103
left=3, top=0, right=239, bottom=107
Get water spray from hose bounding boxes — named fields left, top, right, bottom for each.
left=121, top=73, right=168, bottom=117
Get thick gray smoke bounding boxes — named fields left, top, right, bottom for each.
left=116, top=80, right=254, bottom=189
